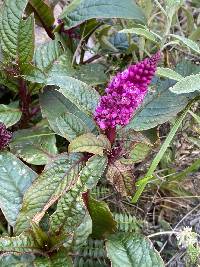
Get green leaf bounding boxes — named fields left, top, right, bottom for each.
left=170, top=34, right=200, bottom=54
left=0, top=254, right=35, bottom=267
left=122, top=142, right=151, bottom=164
left=34, top=39, right=63, bottom=70
left=40, top=88, right=96, bottom=132
left=126, top=79, right=194, bottom=131
left=33, top=249, right=73, bottom=267
left=15, top=153, right=84, bottom=234
left=76, top=64, right=107, bottom=86
left=106, top=233, right=164, bottom=267
left=87, top=196, right=117, bottom=239
left=0, top=71, right=19, bottom=92
left=49, top=155, right=107, bottom=234
left=189, top=110, right=200, bottom=124
left=119, top=27, right=161, bottom=42
left=0, top=104, right=22, bottom=127
left=0, top=0, right=29, bottom=58
left=50, top=182, right=87, bottom=234
left=29, top=0, right=54, bottom=31
left=169, top=73, right=200, bottom=94
left=0, top=151, right=37, bottom=226
left=156, top=67, right=183, bottom=81
left=80, top=154, right=108, bottom=190
left=165, top=0, right=184, bottom=20
left=47, top=76, right=100, bottom=116
left=0, top=232, right=41, bottom=254
left=68, top=133, right=111, bottom=156
left=18, top=15, right=35, bottom=70
left=55, top=113, right=90, bottom=141
left=60, top=0, right=146, bottom=30
left=9, top=126, right=57, bottom=165
left=72, top=212, right=92, bottom=249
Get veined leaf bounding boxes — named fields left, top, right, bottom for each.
left=0, top=254, right=35, bottom=266
left=156, top=67, right=183, bottom=81
left=49, top=155, right=107, bottom=234
left=106, top=233, right=164, bottom=267
left=72, top=212, right=92, bottom=249
left=68, top=133, right=111, bottom=156
left=0, top=0, right=29, bottom=58
left=170, top=34, right=200, bottom=54
left=40, top=88, right=96, bottom=132
left=169, top=73, right=200, bottom=94
left=29, top=0, right=54, bottom=34
left=18, top=15, right=35, bottom=70
left=126, top=79, right=195, bottom=131
left=0, top=232, right=41, bottom=254
left=106, top=160, right=134, bottom=196
left=55, top=113, right=90, bottom=141
left=34, top=39, right=63, bottom=70
left=15, top=153, right=84, bottom=234
left=119, top=28, right=161, bottom=42
left=0, top=152, right=37, bottom=226
left=87, top=196, right=117, bottom=239
left=48, top=76, right=100, bottom=116
left=9, top=126, right=57, bottom=165
left=0, top=104, right=22, bottom=127
left=33, top=249, right=73, bottom=267
left=60, top=0, right=146, bottom=29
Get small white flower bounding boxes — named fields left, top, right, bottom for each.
left=176, top=226, right=198, bottom=248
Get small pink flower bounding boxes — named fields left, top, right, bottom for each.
left=0, top=123, right=12, bottom=150
left=94, top=52, right=161, bottom=130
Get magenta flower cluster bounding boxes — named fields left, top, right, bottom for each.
left=0, top=123, right=12, bottom=150
left=94, top=52, right=161, bottom=130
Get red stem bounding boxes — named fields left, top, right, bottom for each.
left=105, top=127, right=116, bottom=145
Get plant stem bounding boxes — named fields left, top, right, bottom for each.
left=19, top=78, right=31, bottom=127
left=105, top=127, right=116, bottom=145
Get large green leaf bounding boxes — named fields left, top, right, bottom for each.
left=170, top=34, right=200, bottom=54
left=48, top=53, right=107, bottom=86
left=47, top=76, right=100, bottom=116
left=34, top=39, right=63, bottom=70
left=169, top=73, right=200, bottom=94
left=0, top=152, right=37, bottom=226
left=39, top=88, right=96, bottom=132
left=106, top=233, right=164, bottom=267
left=49, top=155, right=107, bottom=233
left=15, top=153, right=84, bottom=234
left=9, top=126, right=58, bottom=165
left=0, top=104, right=22, bottom=127
left=18, top=15, right=35, bottom=70
left=0, top=0, right=29, bottom=58
left=29, top=0, right=54, bottom=33
left=156, top=67, right=183, bottom=81
left=88, top=196, right=117, bottom=239
left=119, top=28, right=161, bottom=43
left=55, top=113, right=90, bottom=141
left=60, top=0, right=146, bottom=29
left=68, top=133, right=111, bottom=156
left=0, top=232, right=41, bottom=254
left=126, top=79, right=195, bottom=131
